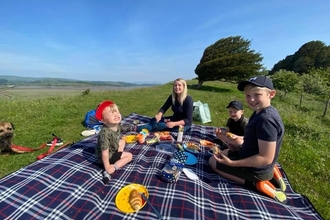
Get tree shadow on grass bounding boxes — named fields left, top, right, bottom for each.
left=187, top=84, right=231, bottom=93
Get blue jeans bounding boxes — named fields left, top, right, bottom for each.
left=136, top=117, right=191, bottom=132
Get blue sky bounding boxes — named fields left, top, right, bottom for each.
left=0, top=0, right=329, bottom=83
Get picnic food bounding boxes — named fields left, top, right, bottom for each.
left=159, top=135, right=173, bottom=141
left=177, top=144, right=184, bottom=151
left=186, top=142, right=201, bottom=151
left=154, top=131, right=170, bottom=136
left=129, top=189, right=143, bottom=210
left=199, top=140, right=216, bottom=148
left=226, top=132, right=235, bottom=139
left=213, top=146, right=220, bottom=155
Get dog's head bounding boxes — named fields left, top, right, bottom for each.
left=0, top=122, right=14, bottom=153
left=0, top=122, right=14, bottom=139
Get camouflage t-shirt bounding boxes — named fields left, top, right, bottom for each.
left=95, top=126, right=121, bottom=164
left=95, top=124, right=135, bottom=164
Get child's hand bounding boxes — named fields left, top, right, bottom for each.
left=213, top=152, right=232, bottom=166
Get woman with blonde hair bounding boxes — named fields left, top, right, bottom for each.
left=137, top=78, right=194, bottom=132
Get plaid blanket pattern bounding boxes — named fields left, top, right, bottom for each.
left=0, top=113, right=323, bottom=220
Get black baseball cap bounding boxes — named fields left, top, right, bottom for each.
left=226, top=101, right=243, bottom=110
left=237, top=75, right=274, bottom=91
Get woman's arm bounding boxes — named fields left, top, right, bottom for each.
left=156, top=95, right=172, bottom=122
left=158, top=95, right=172, bottom=114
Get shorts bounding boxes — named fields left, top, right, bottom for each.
left=216, top=150, right=273, bottom=182
left=109, top=151, right=122, bottom=164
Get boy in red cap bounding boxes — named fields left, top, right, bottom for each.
left=95, top=100, right=133, bottom=184
left=209, top=76, right=287, bottom=204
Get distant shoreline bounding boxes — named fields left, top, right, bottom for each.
left=11, top=85, right=153, bottom=91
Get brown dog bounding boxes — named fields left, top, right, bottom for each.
left=0, top=122, right=14, bottom=153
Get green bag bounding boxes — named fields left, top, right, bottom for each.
left=193, top=100, right=212, bottom=124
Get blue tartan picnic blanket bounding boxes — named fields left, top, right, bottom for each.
left=0, top=113, right=323, bottom=220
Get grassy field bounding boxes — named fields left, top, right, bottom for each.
left=0, top=80, right=329, bottom=219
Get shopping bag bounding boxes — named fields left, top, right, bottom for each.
left=193, top=100, right=212, bottom=124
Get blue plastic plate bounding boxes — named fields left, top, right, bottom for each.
left=183, top=143, right=200, bottom=154
left=183, top=152, right=197, bottom=165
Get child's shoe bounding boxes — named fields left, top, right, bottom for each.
left=256, top=180, right=287, bottom=204
left=270, top=165, right=287, bottom=192
left=103, top=171, right=111, bottom=184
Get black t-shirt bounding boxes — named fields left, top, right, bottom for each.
left=159, top=94, right=194, bottom=126
left=239, top=106, right=285, bottom=175
left=226, top=115, right=249, bottom=136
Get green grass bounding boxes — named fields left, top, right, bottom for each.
left=0, top=80, right=329, bottom=219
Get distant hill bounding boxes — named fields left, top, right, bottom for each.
left=0, top=75, right=160, bottom=87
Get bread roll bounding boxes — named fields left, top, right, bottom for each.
left=213, top=146, right=220, bottom=155
left=226, top=132, right=235, bottom=139
left=129, top=189, right=143, bottom=210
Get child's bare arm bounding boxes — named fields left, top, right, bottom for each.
left=118, top=139, right=125, bottom=152
left=231, top=140, right=276, bottom=167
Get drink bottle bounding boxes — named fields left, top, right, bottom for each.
left=177, top=125, right=184, bottom=143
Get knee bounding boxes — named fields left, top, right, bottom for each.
left=209, top=156, right=216, bottom=169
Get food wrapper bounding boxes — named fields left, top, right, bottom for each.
left=161, top=158, right=185, bottom=183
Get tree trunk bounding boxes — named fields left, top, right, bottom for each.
left=197, top=80, right=204, bottom=88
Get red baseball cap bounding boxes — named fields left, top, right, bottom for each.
left=95, top=100, right=114, bottom=121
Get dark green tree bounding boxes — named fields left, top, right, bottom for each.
left=270, top=41, right=330, bottom=74
left=194, top=36, right=263, bottom=87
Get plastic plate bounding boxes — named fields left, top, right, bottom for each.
left=183, top=152, right=197, bottom=165
left=156, top=144, right=176, bottom=155
left=115, top=183, right=149, bottom=213
left=183, top=143, right=200, bottom=154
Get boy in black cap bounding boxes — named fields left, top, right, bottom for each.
left=209, top=75, right=287, bottom=204
left=215, top=100, right=248, bottom=150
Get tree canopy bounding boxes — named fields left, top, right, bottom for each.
left=271, top=70, right=300, bottom=97
left=194, top=36, right=263, bottom=86
left=270, top=41, right=330, bottom=74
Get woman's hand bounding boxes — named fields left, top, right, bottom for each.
left=165, top=121, right=176, bottom=128
left=155, top=113, right=162, bottom=122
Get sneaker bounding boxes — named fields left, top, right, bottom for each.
left=270, top=165, right=287, bottom=192
left=256, top=180, right=287, bottom=204
left=103, top=171, right=111, bottom=184
left=81, top=129, right=97, bottom=137
left=46, top=138, right=64, bottom=146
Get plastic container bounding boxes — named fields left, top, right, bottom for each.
left=155, top=144, right=176, bottom=155
left=158, top=135, right=175, bottom=144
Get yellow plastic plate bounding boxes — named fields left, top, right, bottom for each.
left=115, top=183, right=149, bottom=213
